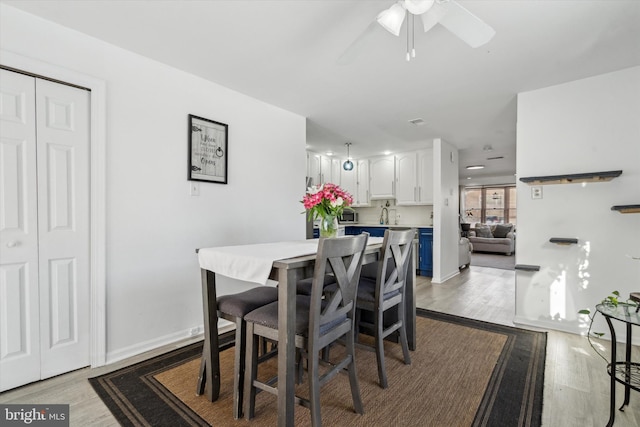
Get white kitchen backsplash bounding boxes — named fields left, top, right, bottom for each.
left=352, top=201, right=432, bottom=226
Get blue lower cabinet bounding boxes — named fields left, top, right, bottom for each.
left=359, top=227, right=386, bottom=237
left=345, top=226, right=386, bottom=237
left=344, top=226, right=361, bottom=236
left=418, top=228, right=433, bottom=277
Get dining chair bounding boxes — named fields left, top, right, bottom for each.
left=211, top=286, right=279, bottom=419
left=296, top=274, right=336, bottom=295
left=353, top=228, right=415, bottom=389
left=243, top=233, right=369, bottom=426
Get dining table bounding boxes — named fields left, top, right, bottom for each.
left=195, top=236, right=417, bottom=427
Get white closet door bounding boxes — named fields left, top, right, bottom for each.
left=0, top=70, right=41, bottom=390
left=0, top=70, right=90, bottom=391
left=35, top=79, right=90, bottom=379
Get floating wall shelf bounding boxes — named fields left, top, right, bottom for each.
left=519, top=170, right=622, bottom=185
left=550, top=238, right=579, bottom=245
left=515, top=264, right=541, bottom=272
left=611, top=205, right=640, bottom=214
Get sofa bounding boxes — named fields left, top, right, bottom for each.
left=468, top=223, right=515, bottom=256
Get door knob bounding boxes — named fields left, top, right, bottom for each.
left=6, top=241, right=18, bottom=248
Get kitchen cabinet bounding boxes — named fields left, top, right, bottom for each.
left=307, top=152, right=343, bottom=186
left=345, top=226, right=386, bottom=237
left=369, top=155, right=395, bottom=199
left=320, top=155, right=332, bottom=184
left=307, top=152, right=321, bottom=186
left=395, top=150, right=433, bottom=205
left=341, top=165, right=357, bottom=200
left=356, top=159, right=370, bottom=206
left=340, top=159, right=369, bottom=207
left=418, top=228, right=433, bottom=277
left=331, top=158, right=342, bottom=185
left=417, top=150, right=433, bottom=204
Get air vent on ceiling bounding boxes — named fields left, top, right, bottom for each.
left=408, top=118, right=425, bottom=126
left=487, top=156, right=504, bottom=160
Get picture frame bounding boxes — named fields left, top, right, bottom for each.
left=188, top=114, right=228, bottom=184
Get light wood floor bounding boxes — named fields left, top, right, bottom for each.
left=1, top=265, right=639, bottom=426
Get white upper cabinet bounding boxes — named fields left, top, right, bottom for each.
left=307, top=152, right=321, bottom=186
left=320, top=155, right=332, bottom=184
left=369, top=155, right=395, bottom=199
left=395, top=152, right=418, bottom=205
left=417, top=149, right=433, bottom=204
left=355, top=159, right=370, bottom=206
left=307, top=152, right=343, bottom=186
left=395, top=150, right=433, bottom=205
left=330, top=158, right=342, bottom=185
left=340, top=161, right=357, bottom=198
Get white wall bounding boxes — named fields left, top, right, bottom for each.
left=515, top=66, right=640, bottom=340
left=1, top=5, right=307, bottom=363
left=433, top=139, right=461, bottom=283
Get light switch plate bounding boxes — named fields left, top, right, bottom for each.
left=531, top=186, right=542, bottom=199
left=189, top=181, right=200, bottom=196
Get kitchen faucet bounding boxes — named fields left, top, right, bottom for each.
left=380, top=207, right=389, bottom=225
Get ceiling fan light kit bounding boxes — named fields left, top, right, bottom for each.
left=375, top=0, right=496, bottom=61
left=404, top=0, right=435, bottom=15
left=376, top=3, right=407, bottom=37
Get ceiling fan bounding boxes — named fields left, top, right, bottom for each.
left=339, top=0, right=495, bottom=63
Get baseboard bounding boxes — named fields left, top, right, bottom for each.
left=105, top=322, right=236, bottom=365
left=431, top=269, right=460, bottom=284
left=513, top=316, right=640, bottom=346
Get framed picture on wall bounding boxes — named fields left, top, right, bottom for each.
left=188, top=114, right=228, bottom=184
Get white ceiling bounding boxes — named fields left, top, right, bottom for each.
left=6, top=0, right=640, bottom=181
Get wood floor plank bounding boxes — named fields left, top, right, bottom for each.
left=1, top=265, right=639, bottom=426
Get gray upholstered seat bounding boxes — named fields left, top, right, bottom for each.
left=243, top=233, right=369, bottom=426
left=217, top=287, right=279, bottom=318
left=296, top=274, right=336, bottom=295
left=215, top=286, right=278, bottom=419
left=356, top=228, right=415, bottom=389
left=351, top=277, right=400, bottom=303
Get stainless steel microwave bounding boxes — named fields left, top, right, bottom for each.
left=339, top=211, right=358, bottom=223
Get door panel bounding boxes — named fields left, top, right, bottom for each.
left=0, top=70, right=41, bottom=391
left=35, top=79, right=90, bottom=379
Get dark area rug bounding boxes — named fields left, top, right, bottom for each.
left=89, top=309, right=545, bottom=427
left=471, top=251, right=516, bottom=270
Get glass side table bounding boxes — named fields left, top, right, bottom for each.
left=596, top=303, right=640, bottom=427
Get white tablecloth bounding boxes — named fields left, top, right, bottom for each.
left=198, top=240, right=319, bottom=285
left=198, top=237, right=383, bottom=285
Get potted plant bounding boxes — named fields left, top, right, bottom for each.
left=578, top=291, right=639, bottom=362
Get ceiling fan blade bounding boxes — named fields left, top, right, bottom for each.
left=438, top=0, right=495, bottom=48
left=420, top=2, right=447, bottom=32
left=336, top=20, right=381, bottom=65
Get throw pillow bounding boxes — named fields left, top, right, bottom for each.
left=493, top=224, right=513, bottom=238
left=475, top=224, right=493, bottom=238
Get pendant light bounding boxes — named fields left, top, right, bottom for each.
left=343, top=143, right=354, bottom=171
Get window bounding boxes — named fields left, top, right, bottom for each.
left=463, top=186, right=516, bottom=226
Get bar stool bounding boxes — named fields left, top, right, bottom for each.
left=213, top=286, right=278, bottom=419
left=243, top=234, right=369, bottom=426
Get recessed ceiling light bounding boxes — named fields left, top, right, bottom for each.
left=466, top=165, right=485, bottom=170
left=408, top=118, right=425, bottom=126
left=383, top=150, right=392, bottom=155
left=326, top=151, right=333, bottom=156
left=467, top=177, right=472, bottom=180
